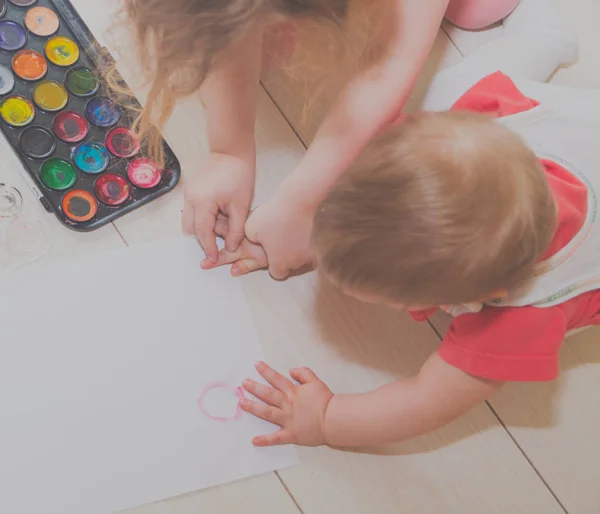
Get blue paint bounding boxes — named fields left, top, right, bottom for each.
left=85, top=96, right=120, bottom=128
left=71, top=142, right=110, bottom=174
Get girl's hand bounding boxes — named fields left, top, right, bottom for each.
left=241, top=362, right=334, bottom=447
left=245, top=194, right=315, bottom=279
left=182, top=152, right=255, bottom=263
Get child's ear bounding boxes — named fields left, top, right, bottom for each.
left=488, top=289, right=509, bottom=303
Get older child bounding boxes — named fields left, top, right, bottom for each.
left=213, top=0, right=594, bottom=448
left=122, top=0, right=520, bottom=279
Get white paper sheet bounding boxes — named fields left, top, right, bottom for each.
left=0, top=238, right=297, bottom=514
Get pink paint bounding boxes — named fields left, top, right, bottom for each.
left=197, top=381, right=246, bottom=422
left=126, top=158, right=162, bottom=189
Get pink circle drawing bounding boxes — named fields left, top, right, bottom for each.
left=197, top=382, right=246, bottom=422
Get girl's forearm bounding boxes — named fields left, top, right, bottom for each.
left=277, top=0, right=449, bottom=206
left=201, top=30, right=263, bottom=164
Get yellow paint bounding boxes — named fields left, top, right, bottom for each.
left=33, top=80, right=69, bottom=112
left=45, top=36, right=79, bottom=67
left=0, top=96, right=34, bottom=127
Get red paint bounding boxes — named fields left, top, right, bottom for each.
left=94, top=173, right=130, bottom=206
left=106, top=127, right=140, bottom=158
left=52, top=110, right=88, bottom=143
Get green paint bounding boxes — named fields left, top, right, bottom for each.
left=40, top=158, right=77, bottom=190
left=65, top=67, right=99, bottom=97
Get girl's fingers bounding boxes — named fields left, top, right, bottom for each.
left=239, top=398, right=285, bottom=426
left=242, top=379, right=286, bottom=408
left=214, top=215, right=228, bottom=238
left=255, top=361, right=294, bottom=394
left=252, top=429, right=295, bottom=447
left=290, top=367, right=320, bottom=385
left=195, top=207, right=219, bottom=263
left=225, top=204, right=247, bottom=253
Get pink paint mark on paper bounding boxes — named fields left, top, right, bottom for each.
left=197, top=381, right=246, bottom=422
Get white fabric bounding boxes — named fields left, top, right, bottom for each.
left=419, top=0, right=600, bottom=311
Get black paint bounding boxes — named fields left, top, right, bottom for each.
left=19, top=126, right=56, bottom=159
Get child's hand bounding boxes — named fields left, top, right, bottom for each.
left=201, top=214, right=268, bottom=276
left=240, top=361, right=334, bottom=447
left=182, top=152, right=255, bottom=264
left=245, top=193, right=315, bottom=279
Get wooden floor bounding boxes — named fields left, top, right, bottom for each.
left=6, top=1, right=598, bottom=513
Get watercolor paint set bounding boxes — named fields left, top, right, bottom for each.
left=0, top=0, right=181, bottom=231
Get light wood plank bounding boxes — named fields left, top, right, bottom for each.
left=122, top=474, right=301, bottom=514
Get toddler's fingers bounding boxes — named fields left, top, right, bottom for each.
left=255, top=361, right=294, bottom=394
left=252, top=429, right=295, bottom=447
left=290, top=367, right=320, bottom=385
left=225, top=204, right=247, bottom=253
left=201, top=247, right=243, bottom=270
left=231, top=258, right=266, bottom=277
left=239, top=398, right=285, bottom=426
left=242, top=379, right=286, bottom=408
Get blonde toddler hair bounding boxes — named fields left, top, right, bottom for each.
left=313, top=112, right=558, bottom=306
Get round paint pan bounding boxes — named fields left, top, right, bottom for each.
left=0, top=95, right=34, bottom=127
left=0, top=0, right=7, bottom=18
left=107, top=127, right=140, bottom=158
left=12, top=49, right=47, bottom=81
left=40, top=157, right=76, bottom=190
left=62, top=189, right=97, bottom=223
left=0, top=183, right=23, bottom=218
left=25, top=6, right=59, bottom=37
left=127, top=158, right=162, bottom=189
left=19, top=126, right=55, bottom=159
left=85, top=96, right=120, bottom=128
left=45, top=35, right=79, bottom=67
left=95, top=173, right=130, bottom=206
left=9, top=0, right=37, bottom=6
left=0, top=20, right=27, bottom=51
left=65, top=67, right=99, bottom=97
left=52, top=110, right=88, bottom=143
left=0, top=64, right=15, bottom=95
left=33, top=80, right=68, bottom=112
left=71, top=142, right=109, bottom=174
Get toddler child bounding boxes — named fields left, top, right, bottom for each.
left=216, top=0, right=598, bottom=448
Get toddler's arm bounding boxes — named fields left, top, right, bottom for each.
left=421, top=0, right=578, bottom=111
left=323, top=353, right=502, bottom=447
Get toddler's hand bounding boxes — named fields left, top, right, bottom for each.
left=182, top=152, right=255, bottom=263
left=201, top=215, right=268, bottom=276
left=240, top=361, right=334, bottom=447
left=245, top=193, right=315, bottom=279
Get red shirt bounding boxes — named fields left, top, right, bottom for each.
left=411, top=72, right=600, bottom=382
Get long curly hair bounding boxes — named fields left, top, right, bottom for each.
left=107, top=0, right=393, bottom=165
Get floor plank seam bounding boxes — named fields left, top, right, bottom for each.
left=260, top=82, right=309, bottom=150
left=441, top=25, right=466, bottom=58
left=275, top=471, right=306, bottom=514
left=112, top=222, right=130, bottom=247
left=485, top=402, right=570, bottom=514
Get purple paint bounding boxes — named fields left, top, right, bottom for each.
left=0, top=21, right=27, bottom=51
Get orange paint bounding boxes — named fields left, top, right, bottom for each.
left=62, top=190, right=97, bottom=223
left=12, top=49, right=47, bottom=81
